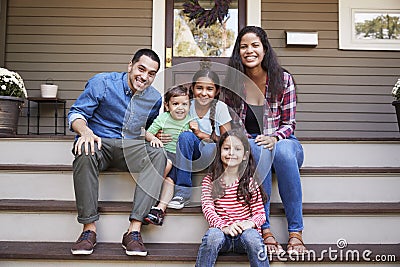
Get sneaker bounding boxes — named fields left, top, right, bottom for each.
left=167, top=196, right=190, bottom=209
left=71, top=230, right=97, bottom=255
left=122, top=231, right=148, bottom=256
left=144, top=206, right=165, bottom=226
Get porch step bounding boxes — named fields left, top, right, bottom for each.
left=0, top=241, right=399, bottom=266
left=0, top=199, right=399, bottom=244
left=1, top=137, right=400, bottom=167
left=1, top=165, right=399, bottom=203
left=2, top=199, right=400, bottom=215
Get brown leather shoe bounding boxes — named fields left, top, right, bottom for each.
left=71, top=230, right=97, bottom=255
left=122, top=231, right=148, bottom=256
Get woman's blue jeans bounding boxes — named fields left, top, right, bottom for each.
left=174, top=131, right=217, bottom=200
left=249, top=134, right=304, bottom=232
left=195, top=228, right=269, bottom=267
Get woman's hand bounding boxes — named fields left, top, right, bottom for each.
left=254, top=135, right=277, bottom=151
left=155, top=130, right=172, bottom=144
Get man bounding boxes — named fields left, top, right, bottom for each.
left=68, top=48, right=166, bottom=256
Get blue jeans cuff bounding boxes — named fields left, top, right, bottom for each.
left=174, top=186, right=191, bottom=200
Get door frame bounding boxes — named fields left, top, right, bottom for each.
left=151, top=0, right=261, bottom=91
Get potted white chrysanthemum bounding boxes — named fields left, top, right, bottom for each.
left=0, top=67, right=27, bottom=135
left=392, top=78, right=400, bottom=132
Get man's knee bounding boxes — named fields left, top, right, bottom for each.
left=146, top=144, right=166, bottom=161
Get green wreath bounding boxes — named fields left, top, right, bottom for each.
left=183, top=0, right=232, bottom=28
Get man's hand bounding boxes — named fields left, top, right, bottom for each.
left=155, top=130, right=172, bottom=144
left=72, top=119, right=102, bottom=155
left=74, top=130, right=102, bottom=156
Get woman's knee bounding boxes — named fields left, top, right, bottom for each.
left=274, top=139, right=299, bottom=162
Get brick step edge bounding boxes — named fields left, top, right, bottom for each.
left=1, top=199, right=399, bottom=215
left=0, top=241, right=399, bottom=263
left=1, top=164, right=400, bottom=174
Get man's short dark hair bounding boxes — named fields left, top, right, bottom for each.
left=131, top=48, right=161, bottom=71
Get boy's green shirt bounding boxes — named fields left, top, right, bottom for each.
left=147, top=112, right=192, bottom=153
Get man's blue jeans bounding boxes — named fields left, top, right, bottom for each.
left=195, top=228, right=269, bottom=267
left=249, top=135, right=304, bottom=232
left=174, top=131, right=216, bottom=200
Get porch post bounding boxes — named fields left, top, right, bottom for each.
left=0, top=0, right=8, bottom=66
left=152, top=0, right=166, bottom=96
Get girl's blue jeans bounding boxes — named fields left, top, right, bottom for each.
left=249, top=134, right=304, bottom=232
left=195, top=228, right=269, bottom=267
left=173, top=131, right=217, bottom=200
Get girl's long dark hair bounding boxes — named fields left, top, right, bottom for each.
left=209, top=129, right=267, bottom=205
left=224, top=26, right=284, bottom=107
left=192, top=69, right=220, bottom=137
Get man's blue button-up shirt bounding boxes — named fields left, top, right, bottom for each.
left=68, top=72, right=162, bottom=139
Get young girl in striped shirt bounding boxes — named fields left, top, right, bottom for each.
left=195, top=129, right=270, bottom=267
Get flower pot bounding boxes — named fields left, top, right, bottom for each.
left=40, top=84, right=58, bottom=98
left=392, top=100, right=400, bottom=132
left=0, top=95, right=24, bottom=135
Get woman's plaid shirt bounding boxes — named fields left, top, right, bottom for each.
left=227, top=71, right=297, bottom=140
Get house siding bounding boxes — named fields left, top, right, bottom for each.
left=2, top=0, right=399, bottom=138
left=4, top=0, right=153, bottom=134
left=262, top=0, right=400, bottom=138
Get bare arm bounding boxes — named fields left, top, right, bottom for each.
left=145, top=131, right=163, bottom=148
left=219, top=121, right=231, bottom=136
left=71, top=118, right=102, bottom=155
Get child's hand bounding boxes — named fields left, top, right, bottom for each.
left=189, top=120, right=199, bottom=133
left=236, top=220, right=255, bottom=231
left=150, top=137, right=163, bottom=148
left=222, top=223, right=243, bottom=237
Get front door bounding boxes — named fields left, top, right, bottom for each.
left=164, top=0, right=246, bottom=88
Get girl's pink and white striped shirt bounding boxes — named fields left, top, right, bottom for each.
left=201, top=174, right=266, bottom=232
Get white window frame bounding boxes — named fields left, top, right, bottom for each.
left=339, top=0, right=400, bottom=51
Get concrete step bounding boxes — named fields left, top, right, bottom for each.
left=1, top=166, right=399, bottom=203
left=1, top=241, right=399, bottom=266
left=1, top=137, right=400, bottom=167
left=1, top=200, right=399, bottom=244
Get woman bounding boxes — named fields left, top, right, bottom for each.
left=222, top=26, right=306, bottom=255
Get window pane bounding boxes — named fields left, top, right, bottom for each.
left=173, top=0, right=238, bottom=57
